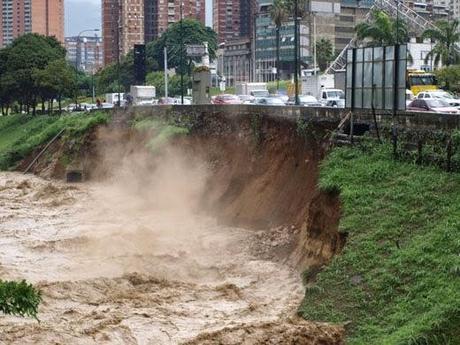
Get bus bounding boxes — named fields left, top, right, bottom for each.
left=406, top=69, right=438, bottom=96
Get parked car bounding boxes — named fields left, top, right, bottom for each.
left=101, top=102, right=114, bottom=109
left=276, top=94, right=289, bottom=104
left=254, top=96, right=285, bottom=106
left=287, top=95, right=322, bottom=107
left=407, top=99, right=459, bottom=114
left=213, top=94, right=241, bottom=105
left=416, top=90, right=460, bottom=109
left=406, top=89, right=415, bottom=108
left=250, top=90, right=269, bottom=98
left=238, top=94, right=255, bottom=104
left=158, top=97, right=177, bottom=105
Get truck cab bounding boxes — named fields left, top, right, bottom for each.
left=320, top=89, right=345, bottom=108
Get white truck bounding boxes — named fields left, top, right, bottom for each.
left=130, top=86, right=156, bottom=106
left=301, top=74, right=345, bottom=108
left=235, top=82, right=269, bottom=98
left=105, top=93, right=124, bottom=105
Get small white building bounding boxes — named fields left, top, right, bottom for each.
left=407, top=38, right=442, bottom=71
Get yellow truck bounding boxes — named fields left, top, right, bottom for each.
left=406, top=69, right=438, bottom=96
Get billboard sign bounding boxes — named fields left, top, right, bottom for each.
left=346, top=44, right=407, bottom=111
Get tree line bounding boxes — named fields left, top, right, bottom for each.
left=0, top=34, right=80, bottom=115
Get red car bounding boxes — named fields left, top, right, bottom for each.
left=212, top=94, right=241, bottom=105
left=407, top=99, right=459, bottom=114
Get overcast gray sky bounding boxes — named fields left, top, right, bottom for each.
left=65, top=0, right=213, bottom=37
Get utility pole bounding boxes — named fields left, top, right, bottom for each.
left=117, top=4, right=122, bottom=108
left=396, top=0, right=400, bottom=44
left=164, top=47, right=169, bottom=99
left=180, top=2, right=184, bottom=105
left=313, top=14, right=317, bottom=76
left=294, top=0, right=300, bottom=105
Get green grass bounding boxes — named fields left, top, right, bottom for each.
left=133, top=117, right=189, bottom=152
left=0, top=112, right=109, bottom=170
left=299, top=145, right=460, bottom=344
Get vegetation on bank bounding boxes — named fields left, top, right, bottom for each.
left=299, top=145, right=460, bottom=344
left=0, top=280, right=41, bottom=320
left=0, top=112, right=109, bottom=170
left=133, top=117, right=189, bottom=152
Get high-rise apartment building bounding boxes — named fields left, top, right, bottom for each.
left=144, top=0, right=205, bottom=43
left=102, top=0, right=144, bottom=66
left=0, top=0, right=64, bottom=47
left=213, top=0, right=257, bottom=43
left=65, top=35, right=104, bottom=73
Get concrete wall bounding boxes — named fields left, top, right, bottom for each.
left=124, top=104, right=460, bottom=131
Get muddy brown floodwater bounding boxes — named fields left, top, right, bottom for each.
left=0, top=166, right=342, bottom=344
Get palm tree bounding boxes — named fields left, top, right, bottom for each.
left=271, top=0, right=288, bottom=91
left=355, top=10, right=409, bottom=46
left=422, top=19, right=460, bottom=67
left=316, top=38, right=334, bottom=72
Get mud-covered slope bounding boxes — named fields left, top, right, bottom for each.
left=92, top=111, right=345, bottom=269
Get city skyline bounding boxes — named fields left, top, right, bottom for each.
left=65, top=0, right=213, bottom=37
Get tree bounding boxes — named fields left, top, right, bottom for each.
left=147, top=19, right=218, bottom=75
left=35, top=59, right=77, bottom=113
left=316, top=38, right=334, bottom=72
left=355, top=10, right=408, bottom=46
left=435, top=65, right=460, bottom=93
left=271, top=0, right=288, bottom=90
left=146, top=71, right=191, bottom=97
left=284, top=0, right=309, bottom=18
left=422, top=19, right=460, bottom=67
left=0, top=33, right=66, bottom=114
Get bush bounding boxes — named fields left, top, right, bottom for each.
left=0, top=280, right=42, bottom=319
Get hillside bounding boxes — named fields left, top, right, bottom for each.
left=299, top=146, right=460, bottom=344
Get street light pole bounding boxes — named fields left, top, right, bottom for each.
left=179, top=2, right=185, bottom=105
left=164, top=47, right=169, bottom=99
left=294, top=0, right=300, bottom=105
left=117, top=9, right=122, bottom=107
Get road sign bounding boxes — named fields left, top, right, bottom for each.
left=186, top=44, right=206, bottom=57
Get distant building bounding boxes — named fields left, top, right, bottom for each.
left=213, top=0, right=257, bottom=43
left=65, top=36, right=104, bottom=73
left=102, top=0, right=144, bottom=66
left=144, top=0, right=206, bottom=43
left=221, top=38, right=252, bottom=87
left=0, top=0, right=64, bottom=47
left=254, top=0, right=310, bottom=82
left=335, top=0, right=373, bottom=54
left=405, top=0, right=451, bottom=20
left=451, top=0, right=460, bottom=18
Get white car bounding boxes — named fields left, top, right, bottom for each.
left=417, top=91, right=460, bottom=109
left=254, top=96, right=285, bottom=106
left=406, top=89, right=415, bottom=108
left=319, top=89, right=345, bottom=108
left=238, top=95, right=255, bottom=104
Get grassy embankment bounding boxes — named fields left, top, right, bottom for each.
left=299, top=146, right=460, bottom=344
left=0, top=112, right=109, bottom=170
